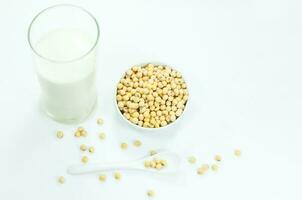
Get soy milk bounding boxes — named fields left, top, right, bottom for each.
left=34, top=29, right=97, bottom=122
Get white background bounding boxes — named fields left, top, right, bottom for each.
left=1, top=0, right=302, bottom=199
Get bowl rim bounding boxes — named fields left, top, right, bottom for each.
left=114, top=62, right=190, bottom=132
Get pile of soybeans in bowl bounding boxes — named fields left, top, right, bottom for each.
left=115, top=63, right=189, bottom=129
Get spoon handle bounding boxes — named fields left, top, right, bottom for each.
left=67, top=162, right=141, bottom=175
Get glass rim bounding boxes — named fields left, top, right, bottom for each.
left=27, top=4, right=100, bottom=64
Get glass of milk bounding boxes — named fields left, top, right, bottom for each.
left=28, top=4, right=100, bottom=123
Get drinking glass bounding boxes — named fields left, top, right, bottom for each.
left=28, top=4, right=100, bottom=123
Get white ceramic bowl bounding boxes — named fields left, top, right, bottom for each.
left=114, top=62, right=189, bottom=132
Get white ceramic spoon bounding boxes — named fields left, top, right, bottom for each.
left=67, top=151, right=181, bottom=175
